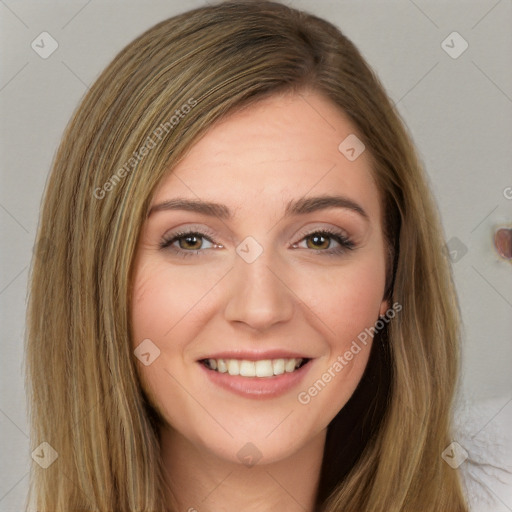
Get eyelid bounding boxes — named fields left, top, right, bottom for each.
left=161, top=224, right=219, bottom=243
left=292, top=224, right=351, bottom=242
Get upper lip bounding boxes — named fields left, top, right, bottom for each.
left=197, top=350, right=312, bottom=361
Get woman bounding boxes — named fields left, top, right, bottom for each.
left=25, top=1, right=469, bottom=510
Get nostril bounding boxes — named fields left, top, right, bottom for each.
left=494, top=228, right=512, bottom=260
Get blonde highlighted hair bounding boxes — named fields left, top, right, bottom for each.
left=25, top=1, right=468, bottom=510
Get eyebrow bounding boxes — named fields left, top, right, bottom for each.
left=147, top=194, right=369, bottom=221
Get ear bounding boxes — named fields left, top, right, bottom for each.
left=379, top=299, right=390, bottom=317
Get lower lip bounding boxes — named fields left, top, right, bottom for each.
left=198, top=360, right=313, bottom=399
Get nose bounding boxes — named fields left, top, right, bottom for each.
left=223, top=244, right=295, bottom=333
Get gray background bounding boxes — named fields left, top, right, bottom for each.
left=1, top=1, right=511, bottom=510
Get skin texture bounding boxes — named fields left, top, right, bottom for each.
left=131, top=91, right=389, bottom=511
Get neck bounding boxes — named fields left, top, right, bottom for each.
left=159, top=425, right=326, bottom=512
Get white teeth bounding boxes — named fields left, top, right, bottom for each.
left=227, top=359, right=240, bottom=376
left=272, top=359, right=285, bottom=375
left=255, top=360, right=274, bottom=377
left=204, top=357, right=305, bottom=377
left=217, top=359, right=227, bottom=373
left=285, top=359, right=297, bottom=373
left=239, top=360, right=256, bottom=377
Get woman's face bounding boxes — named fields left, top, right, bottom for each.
left=131, top=91, right=389, bottom=465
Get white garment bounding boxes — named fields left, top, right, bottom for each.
left=454, top=396, right=512, bottom=512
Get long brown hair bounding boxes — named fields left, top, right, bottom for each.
left=25, top=1, right=468, bottom=510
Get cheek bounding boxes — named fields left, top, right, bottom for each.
left=131, top=259, right=225, bottom=345
left=294, top=252, right=387, bottom=350
left=130, top=259, right=212, bottom=424
left=290, top=252, right=387, bottom=415
left=130, top=258, right=231, bottom=410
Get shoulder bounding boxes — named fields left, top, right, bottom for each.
left=452, top=395, right=512, bottom=512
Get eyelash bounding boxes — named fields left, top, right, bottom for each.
left=159, top=227, right=355, bottom=258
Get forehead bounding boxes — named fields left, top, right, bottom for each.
left=152, top=91, right=381, bottom=222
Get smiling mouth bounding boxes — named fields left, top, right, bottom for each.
left=200, top=358, right=311, bottom=378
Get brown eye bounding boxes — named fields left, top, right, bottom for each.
left=178, top=234, right=203, bottom=250
left=160, top=230, right=218, bottom=255
left=306, top=233, right=331, bottom=250
left=293, top=229, right=355, bottom=256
